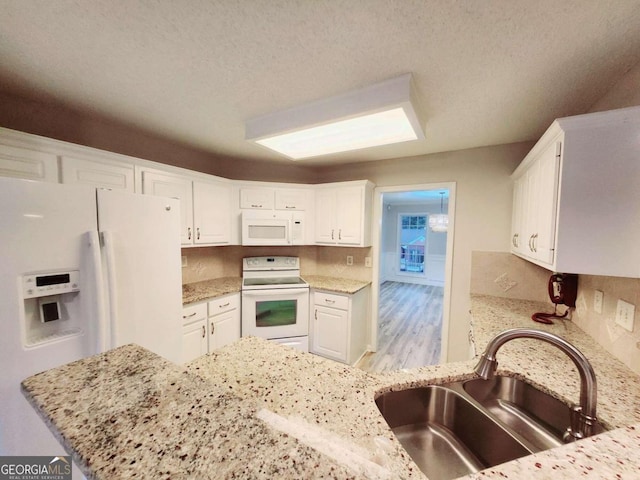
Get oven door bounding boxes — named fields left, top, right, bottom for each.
left=241, top=287, right=309, bottom=340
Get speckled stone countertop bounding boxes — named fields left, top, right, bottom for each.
left=303, top=275, right=371, bottom=294
left=182, top=276, right=241, bottom=304
left=21, top=295, right=640, bottom=479
left=182, top=275, right=369, bottom=304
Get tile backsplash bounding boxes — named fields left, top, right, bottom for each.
left=181, top=245, right=373, bottom=285
left=471, top=251, right=640, bottom=375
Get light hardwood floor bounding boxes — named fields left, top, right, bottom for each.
left=356, top=281, right=443, bottom=373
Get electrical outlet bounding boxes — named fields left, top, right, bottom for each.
left=593, top=290, right=603, bottom=314
left=181, top=255, right=188, bottom=267
left=346, top=256, right=353, bottom=266
left=615, top=299, right=635, bottom=332
left=364, top=257, right=372, bottom=268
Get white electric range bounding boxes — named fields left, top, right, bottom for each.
left=241, top=256, right=310, bottom=352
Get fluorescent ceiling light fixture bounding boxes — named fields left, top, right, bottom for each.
left=245, top=74, right=425, bottom=160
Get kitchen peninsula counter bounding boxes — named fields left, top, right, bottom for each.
left=22, top=296, right=640, bottom=479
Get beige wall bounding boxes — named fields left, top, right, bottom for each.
left=588, top=60, right=640, bottom=113
left=0, top=90, right=315, bottom=184
left=314, top=142, right=533, bottom=361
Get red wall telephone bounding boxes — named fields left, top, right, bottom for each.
left=532, top=273, right=578, bottom=324
left=548, top=273, right=578, bottom=307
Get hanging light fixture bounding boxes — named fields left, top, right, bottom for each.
left=245, top=74, right=425, bottom=160
left=429, top=192, right=448, bottom=233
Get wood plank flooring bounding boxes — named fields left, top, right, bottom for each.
left=356, top=281, right=443, bottom=373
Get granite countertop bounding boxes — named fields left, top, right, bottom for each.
left=21, top=295, right=640, bottom=479
left=182, top=276, right=242, bottom=304
left=182, top=275, right=370, bottom=304
left=303, top=275, right=371, bottom=294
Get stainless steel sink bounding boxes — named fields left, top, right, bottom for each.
left=463, top=376, right=606, bottom=452
left=375, top=385, right=530, bottom=480
left=375, top=376, right=607, bottom=480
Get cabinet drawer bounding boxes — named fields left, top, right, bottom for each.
left=182, top=302, right=207, bottom=325
left=208, top=293, right=240, bottom=316
left=314, top=291, right=349, bottom=310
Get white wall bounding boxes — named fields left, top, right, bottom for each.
left=315, top=142, right=532, bottom=361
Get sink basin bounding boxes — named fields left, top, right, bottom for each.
left=376, top=377, right=607, bottom=480
left=375, top=385, right=530, bottom=480
left=462, top=376, right=606, bottom=451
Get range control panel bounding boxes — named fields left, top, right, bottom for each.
left=23, top=270, right=80, bottom=299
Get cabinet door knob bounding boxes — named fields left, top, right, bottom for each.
left=314, top=309, right=317, bottom=320
left=188, top=227, right=192, bottom=240
left=338, top=229, right=342, bottom=240
left=219, top=302, right=230, bottom=308
left=183, top=312, right=197, bottom=319
left=211, top=322, right=214, bottom=334
left=331, top=229, right=334, bottom=240
left=196, top=227, right=200, bottom=240
left=202, top=325, right=206, bottom=338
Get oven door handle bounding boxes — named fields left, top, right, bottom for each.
left=242, top=288, right=309, bottom=297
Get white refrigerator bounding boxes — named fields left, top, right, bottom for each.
left=0, top=177, right=183, bottom=466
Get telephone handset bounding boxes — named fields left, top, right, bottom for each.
left=548, top=273, right=578, bottom=307
left=532, top=273, right=578, bottom=324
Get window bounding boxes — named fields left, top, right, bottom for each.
left=399, top=215, right=426, bottom=273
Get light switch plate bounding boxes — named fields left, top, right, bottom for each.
left=346, top=256, right=353, bottom=266
left=615, top=299, right=635, bottom=332
left=593, top=290, right=603, bottom=314
left=364, top=257, right=372, bottom=268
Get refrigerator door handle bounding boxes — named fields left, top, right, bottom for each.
left=86, top=230, right=109, bottom=353
left=101, top=230, right=119, bottom=350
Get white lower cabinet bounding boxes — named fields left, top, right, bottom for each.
left=310, top=287, right=369, bottom=365
left=181, top=303, right=208, bottom=363
left=207, top=294, right=241, bottom=351
left=181, top=293, right=240, bottom=363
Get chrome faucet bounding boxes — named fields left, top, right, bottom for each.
left=474, top=328, right=598, bottom=442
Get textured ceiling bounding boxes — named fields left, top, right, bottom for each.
left=1, top=0, right=640, bottom=166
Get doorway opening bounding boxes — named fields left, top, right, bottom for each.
left=357, top=183, right=455, bottom=372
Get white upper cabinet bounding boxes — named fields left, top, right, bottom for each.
left=60, top=155, right=135, bottom=191
left=142, top=170, right=232, bottom=247
left=314, top=182, right=373, bottom=246
left=274, top=188, right=307, bottom=210
left=0, top=143, right=58, bottom=182
left=193, top=181, right=231, bottom=245
left=511, top=106, right=640, bottom=277
left=240, top=188, right=274, bottom=209
left=511, top=139, right=561, bottom=264
left=142, top=170, right=194, bottom=245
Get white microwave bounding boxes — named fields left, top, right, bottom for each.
left=241, top=211, right=305, bottom=246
